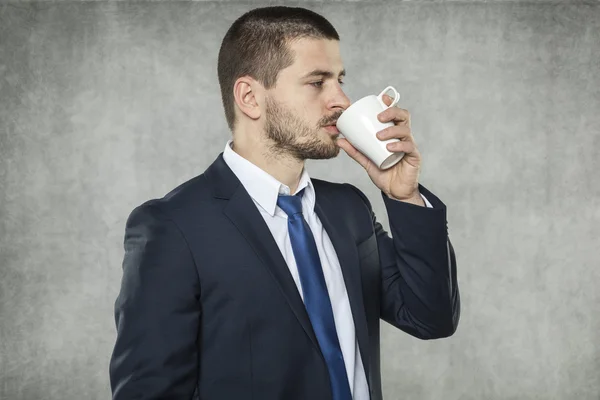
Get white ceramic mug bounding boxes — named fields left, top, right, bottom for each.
left=336, top=86, right=404, bottom=170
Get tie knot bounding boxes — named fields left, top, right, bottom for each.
left=277, top=189, right=305, bottom=217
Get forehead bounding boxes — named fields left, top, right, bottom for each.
left=284, top=37, right=344, bottom=77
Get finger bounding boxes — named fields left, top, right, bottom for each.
left=378, top=107, right=410, bottom=126
left=380, top=94, right=394, bottom=107
left=386, top=139, right=416, bottom=154
left=336, top=138, right=377, bottom=171
left=376, top=125, right=412, bottom=142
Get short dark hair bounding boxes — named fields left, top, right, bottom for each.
left=217, top=6, right=340, bottom=132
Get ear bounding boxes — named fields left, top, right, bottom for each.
left=233, top=76, right=262, bottom=122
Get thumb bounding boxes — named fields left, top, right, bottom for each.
left=336, top=138, right=376, bottom=171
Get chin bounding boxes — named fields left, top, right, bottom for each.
left=313, top=144, right=341, bottom=160
left=293, top=131, right=341, bottom=160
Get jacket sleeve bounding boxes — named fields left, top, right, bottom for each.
left=348, top=183, right=460, bottom=339
left=109, top=203, right=201, bottom=399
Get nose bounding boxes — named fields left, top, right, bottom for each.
left=329, top=87, right=352, bottom=112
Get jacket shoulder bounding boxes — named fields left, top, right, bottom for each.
left=311, top=177, right=372, bottom=213
left=128, top=172, right=214, bottom=223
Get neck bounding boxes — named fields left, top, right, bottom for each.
left=231, top=131, right=305, bottom=194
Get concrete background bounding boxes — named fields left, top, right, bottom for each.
left=1, top=1, right=598, bottom=399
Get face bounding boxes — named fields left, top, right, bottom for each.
left=263, top=37, right=351, bottom=161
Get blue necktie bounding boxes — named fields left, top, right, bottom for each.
left=277, top=189, right=352, bottom=400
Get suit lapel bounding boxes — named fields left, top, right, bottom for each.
left=205, top=154, right=370, bottom=380
left=206, top=154, right=321, bottom=357
left=313, top=183, right=371, bottom=383
left=223, top=189, right=322, bottom=354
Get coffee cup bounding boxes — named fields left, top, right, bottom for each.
left=336, top=86, right=405, bottom=169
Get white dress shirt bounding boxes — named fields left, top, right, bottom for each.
left=222, top=139, right=432, bottom=399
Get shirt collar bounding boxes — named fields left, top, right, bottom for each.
left=222, top=139, right=316, bottom=217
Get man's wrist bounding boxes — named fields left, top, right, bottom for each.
left=386, top=191, right=426, bottom=207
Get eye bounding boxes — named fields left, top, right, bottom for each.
left=310, top=80, right=345, bottom=88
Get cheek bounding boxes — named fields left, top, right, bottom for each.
left=302, top=106, right=324, bottom=127
left=288, top=99, right=324, bottom=129
left=290, top=106, right=314, bottom=127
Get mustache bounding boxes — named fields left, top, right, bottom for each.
left=321, top=112, right=343, bottom=126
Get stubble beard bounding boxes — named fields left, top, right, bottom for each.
left=264, top=96, right=340, bottom=162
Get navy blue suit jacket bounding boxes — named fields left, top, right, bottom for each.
left=109, top=153, right=460, bottom=399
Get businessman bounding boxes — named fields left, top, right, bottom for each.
left=109, top=6, right=460, bottom=400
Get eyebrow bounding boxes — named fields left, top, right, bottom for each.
left=301, top=69, right=346, bottom=80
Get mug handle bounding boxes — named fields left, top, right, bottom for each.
left=376, top=86, right=401, bottom=109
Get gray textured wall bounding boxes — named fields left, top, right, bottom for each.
left=1, top=1, right=599, bottom=399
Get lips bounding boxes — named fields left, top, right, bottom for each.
left=324, top=125, right=340, bottom=134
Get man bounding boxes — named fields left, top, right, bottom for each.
left=109, top=6, right=460, bottom=400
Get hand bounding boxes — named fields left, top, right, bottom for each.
left=336, top=94, right=424, bottom=205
